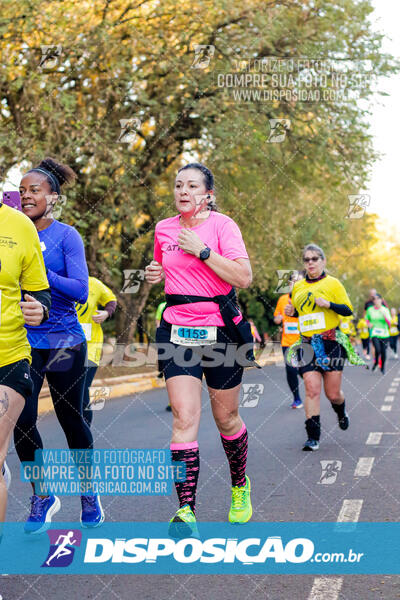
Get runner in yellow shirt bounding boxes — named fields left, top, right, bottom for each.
left=285, top=244, right=360, bottom=451
left=0, top=202, right=50, bottom=528
left=339, top=316, right=356, bottom=347
left=76, top=276, right=117, bottom=427
left=357, top=313, right=370, bottom=359
left=389, top=307, right=399, bottom=359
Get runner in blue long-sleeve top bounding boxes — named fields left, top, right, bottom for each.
left=14, top=157, right=104, bottom=533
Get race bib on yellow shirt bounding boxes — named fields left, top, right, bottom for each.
left=81, top=323, right=92, bottom=341
left=299, top=312, right=326, bottom=333
left=284, top=321, right=299, bottom=335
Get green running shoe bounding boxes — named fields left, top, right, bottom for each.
left=168, top=504, right=199, bottom=539
left=229, top=475, right=252, bottom=524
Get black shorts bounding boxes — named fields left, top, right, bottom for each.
left=0, top=359, right=33, bottom=401
left=156, top=319, right=244, bottom=390
left=298, top=339, right=346, bottom=375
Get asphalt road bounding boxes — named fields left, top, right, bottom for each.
left=2, top=352, right=400, bottom=599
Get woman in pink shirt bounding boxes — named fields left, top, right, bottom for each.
left=145, top=163, right=253, bottom=536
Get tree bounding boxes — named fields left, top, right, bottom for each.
left=0, top=0, right=397, bottom=341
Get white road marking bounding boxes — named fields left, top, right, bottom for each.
left=366, top=432, right=382, bottom=445
left=381, top=405, right=392, bottom=411
left=384, top=395, right=394, bottom=403
left=337, top=499, right=363, bottom=522
left=388, top=388, right=397, bottom=394
left=354, top=457, right=374, bottom=477
left=308, top=577, right=343, bottom=600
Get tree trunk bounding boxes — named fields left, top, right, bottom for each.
left=116, top=280, right=153, bottom=344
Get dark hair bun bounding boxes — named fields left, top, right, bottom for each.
left=36, top=157, right=77, bottom=187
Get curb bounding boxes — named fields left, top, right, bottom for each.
left=38, top=356, right=282, bottom=415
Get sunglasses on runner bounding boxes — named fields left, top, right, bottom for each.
left=303, top=256, right=320, bottom=263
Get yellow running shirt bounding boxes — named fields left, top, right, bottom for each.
left=291, top=274, right=353, bottom=337
left=339, top=316, right=351, bottom=335
left=357, top=318, right=369, bottom=339
left=75, top=276, right=117, bottom=365
left=390, top=315, right=399, bottom=337
left=339, top=316, right=356, bottom=336
left=0, top=204, right=48, bottom=367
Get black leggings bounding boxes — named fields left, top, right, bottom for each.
left=389, top=335, right=398, bottom=354
left=82, top=364, right=98, bottom=427
left=14, top=343, right=93, bottom=464
left=361, top=338, right=370, bottom=353
left=372, top=337, right=387, bottom=370
left=282, top=346, right=301, bottom=398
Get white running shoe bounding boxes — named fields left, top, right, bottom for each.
left=1, top=462, right=11, bottom=490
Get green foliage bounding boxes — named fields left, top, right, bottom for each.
left=0, top=0, right=397, bottom=339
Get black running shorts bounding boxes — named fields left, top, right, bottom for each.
left=297, top=340, right=346, bottom=375
left=0, top=359, right=33, bottom=401
left=156, top=319, right=244, bottom=390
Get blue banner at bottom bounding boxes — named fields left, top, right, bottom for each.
left=0, top=522, right=399, bottom=574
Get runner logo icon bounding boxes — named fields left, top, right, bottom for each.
left=42, top=529, right=82, bottom=568
left=318, top=460, right=342, bottom=485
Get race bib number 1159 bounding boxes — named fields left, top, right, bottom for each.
left=170, top=325, right=217, bottom=346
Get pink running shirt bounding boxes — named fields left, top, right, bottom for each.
left=154, top=211, right=249, bottom=326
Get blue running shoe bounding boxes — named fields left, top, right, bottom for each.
left=80, top=495, right=104, bottom=528
left=291, top=398, right=303, bottom=409
left=302, top=439, right=320, bottom=451
left=24, top=495, right=61, bottom=534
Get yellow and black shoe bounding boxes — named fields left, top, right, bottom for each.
left=168, top=504, right=199, bottom=539
left=228, top=475, right=252, bottom=524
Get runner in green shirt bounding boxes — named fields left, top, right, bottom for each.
left=365, top=294, right=391, bottom=374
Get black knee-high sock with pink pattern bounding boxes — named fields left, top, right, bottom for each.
left=170, top=441, right=200, bottom=514
left=220, top=423, right=248, bottom=488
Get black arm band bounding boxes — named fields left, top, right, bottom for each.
left=329, top=302, right=352, bottom=316
left=21, top=288, right=52, bottom=324
left=22, top=288, right=52, bottom=310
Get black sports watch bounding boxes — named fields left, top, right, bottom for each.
left=199, top=246, right=211, bottom=261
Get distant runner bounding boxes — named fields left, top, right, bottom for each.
left=273, top=271, right=303, bottom=409
left=366, top=295, right=391, bottom=374
left=389, top=307, right=399, bottom=359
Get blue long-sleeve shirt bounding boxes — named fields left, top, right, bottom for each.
left=26, top=220, right=89, bottom=349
